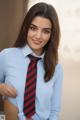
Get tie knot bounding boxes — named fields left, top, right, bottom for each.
left=28, top=54, right=41, bottom=62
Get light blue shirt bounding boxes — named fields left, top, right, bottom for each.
left=0, top=45, right=63, bottom=120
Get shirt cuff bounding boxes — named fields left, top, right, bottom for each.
left=18, top=112, right=26, bottom=120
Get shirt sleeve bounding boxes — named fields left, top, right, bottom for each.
left=49, top=64, right=63, bottom=120
left=0, top=50, right=6, bottom=83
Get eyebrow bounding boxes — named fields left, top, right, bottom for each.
left=30, top=24, right=51, bottom=30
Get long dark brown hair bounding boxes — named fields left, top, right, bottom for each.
left=13, top=2, right=60, bottom=82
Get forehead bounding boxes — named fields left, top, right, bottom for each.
left=31, top=16, right=52, bottom=28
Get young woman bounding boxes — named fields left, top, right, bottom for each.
left=0, top=2, right=63, bottom=120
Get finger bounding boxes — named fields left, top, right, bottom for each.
left=7, top=86, right=17, bottom=97
left=9, top=87, right=17, bottom=96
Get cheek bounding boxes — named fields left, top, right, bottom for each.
left=27, top=30, right=34, bottom=39
left=43, top=35, right=50, bottom=44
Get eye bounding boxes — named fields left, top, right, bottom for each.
left=43, top=29, right=51, bottom=34
left=29, top=25, right=37, bottom=31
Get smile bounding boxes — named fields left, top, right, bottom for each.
left=32, top=39, right=42, bottom=44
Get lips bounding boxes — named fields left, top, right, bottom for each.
left=32, top=39, right=42, bottom=45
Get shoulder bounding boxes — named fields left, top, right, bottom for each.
left=0, top=47, right=23, bottom=70
left=0, top=47, right=23, bottom=64
left=0, top=47, right=21, bottom=57
left=0, top=47, right=20, bottom=54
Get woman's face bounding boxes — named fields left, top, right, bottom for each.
left=27, top=16, right=52, bottom=55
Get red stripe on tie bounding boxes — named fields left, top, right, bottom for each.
left=26, top=68, right=36, bottom=79
left=25, top=75, right=36, bottom=87
left=24, top=103, right=35, bottom=114
left=28, top=63, right=35, bottom=71
left=24, top=88, right=35, bottom=101
left=25, top=82, right=36, bottom=94
left=26, top=110, right=35, bottom=118
left=24, top=97, right=35, bottom=108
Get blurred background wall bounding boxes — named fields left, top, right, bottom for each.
left=0, top=0, right=28, bottom=50
left=0, top=0, right=80, bottom=120
left=0, top=0, right=29, bottom=111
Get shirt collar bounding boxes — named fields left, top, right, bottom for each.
left=21, top=45, right=45, bottom=60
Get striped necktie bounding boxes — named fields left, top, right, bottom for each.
left=23, top=54, right=40, bottom=118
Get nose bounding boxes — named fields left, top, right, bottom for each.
left=36, top=30, right=42, bottom=39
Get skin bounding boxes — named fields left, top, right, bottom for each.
left=2, top=16, right=52, bottom=120
left=27, top=16, right=52, bottom=55
left=0, top=83, right=17, bottom=97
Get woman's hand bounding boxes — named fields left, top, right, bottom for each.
left=0, top=83, right=17, bottom=97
